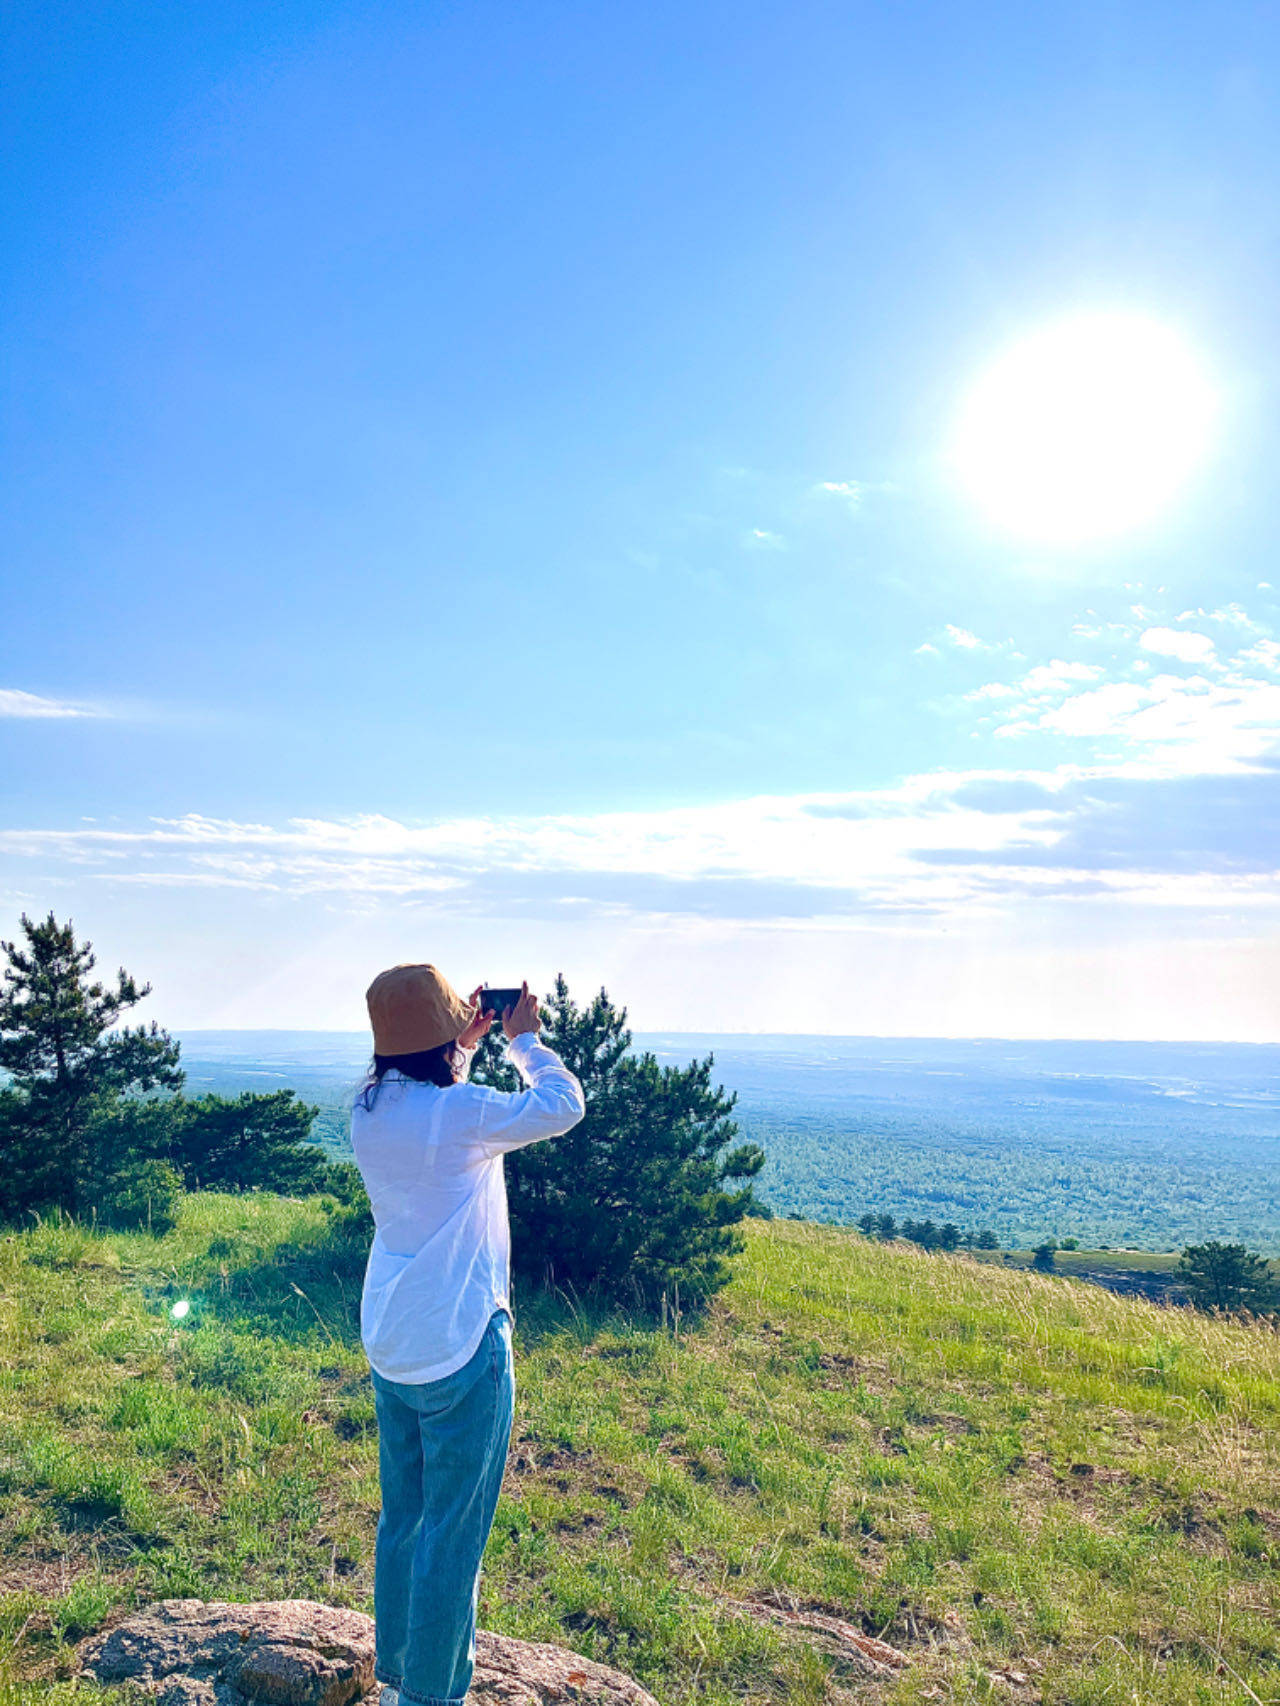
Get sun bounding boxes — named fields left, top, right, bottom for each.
left=951, top=311, right=1218, bottom=546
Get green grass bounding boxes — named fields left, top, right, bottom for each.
left=0, top=1197, right=1277, bottom=1705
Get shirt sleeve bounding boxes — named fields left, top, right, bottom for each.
left=470, top=1033, right=586, bottom=1156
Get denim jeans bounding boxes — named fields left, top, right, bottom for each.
left=371, top=1310, right=515, bottom=1706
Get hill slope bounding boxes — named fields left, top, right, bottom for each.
left=0, top=1200, right=1276, bottom=1705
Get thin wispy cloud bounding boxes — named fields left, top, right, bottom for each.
left=813, top=479, right=863, bottom=507
left=4, top=606, right=1277, bottom=943
left=0, top=688, right=106, bottom=719
left=3, top=751, right=1277, bottom=926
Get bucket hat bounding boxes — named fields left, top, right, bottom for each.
left=366, top=963, right=472, bottom=1055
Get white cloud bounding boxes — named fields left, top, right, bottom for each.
left=813, top=480, right=862, bottom=507
left=1238, top=638, right=1280, bottom=672
left=1036, top=681, right=1151, bottom=738
left=1178, top=603, right=1267, bottom=633
left=1139, top=626, right=1216, bottom=663
left=4, top=750, right=1277, bottom=931
left=0, top=777, right=1072, bottom=923
left=811, top=477, right=897, bottom=508
left=744, top=528, right=786, bottom=550
left=997, top=668, right=1280, bottom=773
left=0, top=688, right=104, bottom=719
left=1070, top=619, right=1138, bottom=642
left=922, top=624, right=1016, bottom=655
left=1019, top=660, right=1104, bottom=694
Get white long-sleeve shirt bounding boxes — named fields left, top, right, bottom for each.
left=351, top=1032, right=585, bottom=1384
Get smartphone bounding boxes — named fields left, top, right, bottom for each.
left=479, top=987, right=524, bottom=1018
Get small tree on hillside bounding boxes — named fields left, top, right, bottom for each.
left=1032, top=1242, right=1056, bottom=1272
left=1178, top=1241, right=1276, bottom=1314
left=473, top=975, right=765, bottom=1302
left=0, top=913, right=181, bottom=1216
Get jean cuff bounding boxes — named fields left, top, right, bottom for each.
left=375, top=1669, right=403, bottom=1688
left=399, top=1692, right=467, bottom=1706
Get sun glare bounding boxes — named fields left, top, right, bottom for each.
left=951, top=311, right=1218, bottom=546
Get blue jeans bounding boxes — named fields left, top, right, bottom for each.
left=371, top=1310, right=515, bottom=1706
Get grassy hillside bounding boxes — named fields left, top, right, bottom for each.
left=0, top=1197, right=1277, bottom=1706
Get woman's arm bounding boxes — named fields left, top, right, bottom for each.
left=470, top=1032, right=586, bottom=1155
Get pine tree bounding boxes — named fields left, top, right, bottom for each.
left=1178, top=1241, right=1276, bottom=1314
left=0, top=913, right=181, bottom=1215
left=0, top=914, right=327, bottom=1222
left=168, top=1091, right=325, bottom=1193
left=473, top=975, right=765, bottom=1302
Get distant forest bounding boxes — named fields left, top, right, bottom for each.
left=180, top=1035, right=1280, bottom=1255
left=734, top=1108, right=1280, bottom=1252
left=284, top=1090, right=1280, bottom=1254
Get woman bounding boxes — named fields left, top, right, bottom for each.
left=351, top=962, right=586, bottom=1706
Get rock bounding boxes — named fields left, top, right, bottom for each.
left=470, top=1631, right=658, bottom=1704
left=715, top=1596, right=910, bottom=1677
left=81, top=1599, right=659, bottom=1706
left=82, top=1601, right=375, bottom=1706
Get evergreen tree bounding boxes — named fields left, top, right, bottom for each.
left=473, top=975, right=765, bottom=1302
left=1178, top=1241, right=1276, bottom=1314
left=167, top=1091, right=325, bottom=1194
left=875, top=1212, right=897, bottom=1240
left=1032, top=1241, right=1056, bottom=1272
left=0, top=913, right=181, bottom=1215
left=973, top=1228, right=1000, bottom=1250
left=900, top=1218, right=940, bottom=1250
left=938, top=1222, right=960, bottom=1250
left=0, top=914, right=329, bottom=1222
left=857, top=1212, right=878, bottom=1238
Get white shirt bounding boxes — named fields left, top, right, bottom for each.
left=351, top=1032, right=586, bottom=1384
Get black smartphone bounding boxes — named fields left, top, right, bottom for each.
left=479, top=987, right=524, bottom=1018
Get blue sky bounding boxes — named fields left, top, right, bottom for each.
left=3, top=1, right=1279, bottom=1037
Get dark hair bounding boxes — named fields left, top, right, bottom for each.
left=358, top=1040, right=464, bottom=1110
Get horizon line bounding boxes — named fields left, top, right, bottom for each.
left=170, top=1026, right=1280, bottom=1047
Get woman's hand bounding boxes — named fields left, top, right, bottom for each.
left=457, top=988, right=494, bottom=1053
left=503, top=981, right=541, bottom=1041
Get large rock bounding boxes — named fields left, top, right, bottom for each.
left=80, top=1599, right=659, bottom=1706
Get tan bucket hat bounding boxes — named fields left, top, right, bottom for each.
left=366, top=963, right=473, bottom=1056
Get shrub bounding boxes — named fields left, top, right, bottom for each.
left=96, top=1158, right=184, bottom=1234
